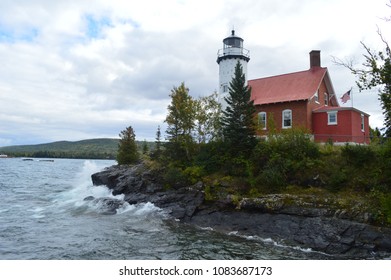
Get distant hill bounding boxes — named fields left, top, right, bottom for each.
left=0, top=138, right=121, bottom=159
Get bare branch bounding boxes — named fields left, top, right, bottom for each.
left=382, top=0, right=391, bottom=21
left=331, top=55, right=355, bottom=71
left=377, top=26, right=391, bottom=55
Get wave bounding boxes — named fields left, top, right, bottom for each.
left=200, top=226, right=329, bottom=256
left=52, top=160, right=163, bottom=217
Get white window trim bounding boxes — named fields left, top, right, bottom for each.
left=327, top=111, right=338, bottom=125
left=258, top=112, right=267, bottom=130
left=314, top=90, right=319, bottom=104
left=282, top=109, right=292, bottom=129
left=324, top=92, right=328, bottom=106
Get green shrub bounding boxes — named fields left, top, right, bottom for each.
left=377, top=140, right=391, bottom=189
left=341, top=144, right=376, bottom=168
left=327, top=170, right=348, bottom=192
left=163, top=164, right=189, bottom=188
left=251, top=128, right=320, bottom=189
left=380, top=193, right=391, bottom=225
left=370, top=189, right=391, bottom=225
left=183, top=165, right=205, bottom=184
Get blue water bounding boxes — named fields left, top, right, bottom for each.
left=0, top=158, right=329, bottom=260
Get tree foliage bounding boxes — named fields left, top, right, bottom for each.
left=164, top=82, right=196, bottom=162
left=194, top=91, right=221, bottom=143
left=333, top=23, right=391, bottom=136
left=117, top=126, right=139, bottom=165
left=355, top=34, right=391, bottom=137
left=221, top=61, right=257, bottom=157
left=151, top=125, right=162, bottom=159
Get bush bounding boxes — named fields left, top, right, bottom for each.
left=341, top=144, right=376, bottom=168
left=377, top=140, right=391, bottom=190
left=370, top=189, right=391, bottom=225
left=183, top=165, right=205, bottom=184
left=163, top=164, right=189, bottom=189
left=251, top=128, right=320, bottom=189
left=380, top=193, right=391, bottom=224
left=194, top=141, right=226, bottom=174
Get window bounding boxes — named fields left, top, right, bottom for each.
left=324, top=93, right=328, bottom=106
left=327, top=111, right=337, bottom=125
left=258, top=112, right=267, bottom=130
left=222, top=84, right=228, bottom=93
left=361, top=114, right=365, bottom=131
left=282, top=109, right=292, bottom=128
left=314, top=90, right=319, bottom=103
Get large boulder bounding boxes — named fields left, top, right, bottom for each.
left=83, top=196, right=126, bottom=215
left=91, top=164, right=205, bottom=220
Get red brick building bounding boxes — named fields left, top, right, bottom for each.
left=248, top=50, right=370, bottom=144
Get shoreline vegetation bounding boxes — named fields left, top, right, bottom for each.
left=140, top=132, right=391, bottom=227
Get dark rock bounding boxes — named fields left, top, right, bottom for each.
left=91, top=163, right=391, bottom=259
left=187, top=209, right=391, bottom=257
left=84, top=197, right=126, bottom=215
left=91, top=163, right=204, bottom=220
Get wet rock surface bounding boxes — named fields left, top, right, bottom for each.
left=91, top=164, right=204, bottom=220
left=91, top=164, right=391, bottom=259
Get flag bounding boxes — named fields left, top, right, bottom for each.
left=340, top=89, right=351, bottom=104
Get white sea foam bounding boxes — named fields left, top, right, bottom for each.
left=115, top=202, right=136, bottom=215
left=52, top=161, right=163, bottom=217
left=228, top=231, right=320, bottom=254
left=133, top=202, right=161, bottom=215
left=52, top=160, right=122, bottom=212
left=200, top=227, right=214, bottom=231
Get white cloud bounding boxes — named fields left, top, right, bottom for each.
left=0, top=0, right=389, bottom=146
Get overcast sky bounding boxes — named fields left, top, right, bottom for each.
left=0, top=0, right=389, bottom=146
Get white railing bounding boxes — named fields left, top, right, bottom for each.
left=217, top=47, right=250, bottom=59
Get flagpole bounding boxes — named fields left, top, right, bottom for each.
left=351, top=87, right=353, bottom=108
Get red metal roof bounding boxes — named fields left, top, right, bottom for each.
left=249, top=67, right=328, bottom=105
left=313, top=105, right=370, bottom=116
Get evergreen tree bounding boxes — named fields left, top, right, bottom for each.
left=165, top=82, right=195, bottom=162
left=153, top=125, right=162, bottom=158
left=142, top=139, right=149, bottom=155
left=221, top=61, right=257, bottom=157
left=117, top=126, right=139, bottom=165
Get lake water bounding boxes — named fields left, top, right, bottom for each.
left=0, top=158, right=331, bottom=260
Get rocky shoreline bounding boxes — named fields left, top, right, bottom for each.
left=91, top=163, right=391, bottom=259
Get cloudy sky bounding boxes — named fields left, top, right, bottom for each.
left=0, top=0, right=389, bottom=146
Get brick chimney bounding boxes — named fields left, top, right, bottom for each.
left=309, top=50, right=321, bottom=68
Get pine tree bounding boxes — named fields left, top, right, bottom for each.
left=221, top=61, right=257, bottom=157
left=142, top=139, right=149, bottom=155
left=155, top=125, right=162, bottom=152
left=117, top=126, right=139, bottom=165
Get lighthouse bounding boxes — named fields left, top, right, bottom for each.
left=217, top=30, right=250, bottom=109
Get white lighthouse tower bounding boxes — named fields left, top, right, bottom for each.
left=217, top=30, right=250, bottom=109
